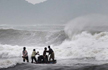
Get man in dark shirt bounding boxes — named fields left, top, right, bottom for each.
left=48, top=46, right=55, bottom=61
left=43, top=47, right=48, bottom=63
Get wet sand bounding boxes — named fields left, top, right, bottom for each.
left=0, top=63, right=108, bottom=70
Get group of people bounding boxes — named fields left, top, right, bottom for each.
left=22, top=45, right=55, bottom=63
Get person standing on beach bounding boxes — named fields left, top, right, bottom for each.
left=31, top=49, right=39, bottom=63
left=22, top=47, right=29, bottom=62
left=43, top=47, right=48, bottom=63
left=47, top=46, right=55, bottom=61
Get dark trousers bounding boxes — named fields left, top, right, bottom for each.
left=23, top=56, right=29, bottom=62
left=44, top=55, right=48, bottom=63
left=31, top=56, right=36, bottom=63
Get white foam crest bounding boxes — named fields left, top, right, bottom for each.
left=55, top=31, right=108, bottom=60
left=0, top=45, right=22, bottom=58
left=0, top=58, right=22, bottom=68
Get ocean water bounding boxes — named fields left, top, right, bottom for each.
left=1, top=26, right=108, bottom=68
left=1, top=15, right=108, bottom=69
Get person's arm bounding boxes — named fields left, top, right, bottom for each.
left=36, top=52, right=40, bottom=55
left=24, top=51, right=28, bottom=56
left=46, top=50, right=49, bottom=52
left=22, top=50, right=27, bottom=57
left=22, top=51, right=24, bottom=57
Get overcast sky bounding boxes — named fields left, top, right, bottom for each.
left=0, top=0, right=108, bottom=26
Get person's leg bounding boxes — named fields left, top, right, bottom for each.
left=52, top=53, right=54, bottom=61
left=49, top=55, right=51, bottom=61
left=34, top=57, right=37, bottom=63
left=32, top=57, right=35, bottom=63
left=38, top=56, right=40, bottom=62
left=43, top=56, right=45, bottom=63
left=46, top=55, right=48, bottom=62
left=50, top=53, right=54, bottom=61
left=26, top=56, right=29, bottom=62
left=44, top=55, right=48, bottom=63
left=31, top=57, right=33, bottom=63
left=23, top=58, right=25, bottom=62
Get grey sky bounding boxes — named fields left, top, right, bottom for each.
left=0, top=0, right=108, bottom=26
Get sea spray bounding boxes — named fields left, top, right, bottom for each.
left=65, top=14, right=108, bottom=39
